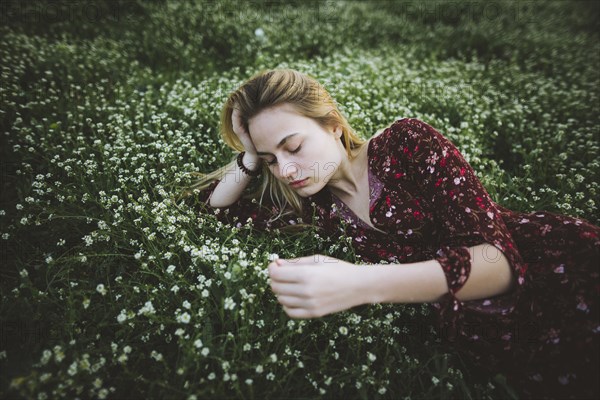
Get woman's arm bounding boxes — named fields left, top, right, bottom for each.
left=208, top=152, right=261, bottom=208
left=360, top=243, right=516, bottom=305
left=267, top=245, right=516, bottom=319
left=196, top=154, right=288, bottom=231
left=372, top=118, right=528, bottom=329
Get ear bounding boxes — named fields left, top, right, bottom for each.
left=332, top=125, right=343, bottom=139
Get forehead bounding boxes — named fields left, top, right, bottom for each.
left=249, top=104, right=313, bottom=152
left=249, top=104, right=305, bottom=133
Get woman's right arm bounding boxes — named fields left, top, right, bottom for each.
left=208, top=152, right=261, bottom=208
left=197, top=105, right=285, bottom=230
left=209, top=105, right=262, bottom=207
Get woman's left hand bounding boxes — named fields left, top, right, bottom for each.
left=267, top=254, right=365, bottom=319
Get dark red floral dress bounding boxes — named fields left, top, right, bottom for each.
left=197, top=118, right=600, bottom=399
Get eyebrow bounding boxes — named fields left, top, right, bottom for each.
left=255, top=132, right=301, bottom=156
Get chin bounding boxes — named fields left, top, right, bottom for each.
left=299, top=184, right=323, bottom=197
left=299, top=190, right=317, bottom=197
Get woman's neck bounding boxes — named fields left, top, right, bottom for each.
left=327, top=140, right=370, bottom=200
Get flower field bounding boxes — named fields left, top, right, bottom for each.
left=1, top=0, right=598, bottom=398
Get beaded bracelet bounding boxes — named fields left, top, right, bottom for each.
left=236, top=151, right=261, bottom=177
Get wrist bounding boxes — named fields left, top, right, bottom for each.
left=367, top=261, right=448, bottom=304
left=352, top=265, right=382, bottom=306
left=242, top=152, right=261, bottom=171
left=236, top=151, right=262, bottom=177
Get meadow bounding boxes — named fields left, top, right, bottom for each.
left=1, top=0, right=599, bottom=398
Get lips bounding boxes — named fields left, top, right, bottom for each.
left=290, top=178, right=308, bottom=186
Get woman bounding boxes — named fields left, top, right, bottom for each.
left=182, top=69, right=599, bottom=399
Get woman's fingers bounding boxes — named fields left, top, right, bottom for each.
left=268, top=263, right=305, bottom=283
left=276, top=295, right=306, bottom=308
left=270, top=282, right=307, bottom=298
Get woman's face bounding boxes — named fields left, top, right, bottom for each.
left=248, top=103, right=343, bottom=197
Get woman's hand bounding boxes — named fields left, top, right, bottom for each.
left=232, top=106, right=258, bottom=156
left=267, top=254, right=366, bottom=319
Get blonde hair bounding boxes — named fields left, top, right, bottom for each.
left=176, top=68, right=367, bottom=232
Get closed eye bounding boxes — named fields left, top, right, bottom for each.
left=267, top=145, right=302, bottom=165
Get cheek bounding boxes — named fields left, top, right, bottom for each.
left=313, top=152, right=340, bottom=181
left=294, top=145, right=339, bottom=180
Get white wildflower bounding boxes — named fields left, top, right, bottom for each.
left=177, top=312, right=191, bottom=324
left=138, top=300, right=156, bottom=316
left=117, top=309, right=128, bottom=323
left=224, top=297, right=236, bottom=310
left=96, top=284, right=107, bottom=296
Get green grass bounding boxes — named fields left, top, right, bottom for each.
left=1, top=0, right=598, bottom=398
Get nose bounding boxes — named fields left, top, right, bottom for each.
left=279, top=161, right=300, bottom=181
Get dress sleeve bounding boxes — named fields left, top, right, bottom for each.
left=385, top=118, right=529, bottom=339
left=195, top=179, right=305, bottom=232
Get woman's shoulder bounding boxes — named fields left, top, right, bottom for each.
left=372, top=116, right=420, bottom=138
left=373, top=117, right=409, bottom=137
left=371, top=117, right=446, bottom=150
left=369, top=117, right=413, bottom=149
left=368, top=117, right=439, bottom=181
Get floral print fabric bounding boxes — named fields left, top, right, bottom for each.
left=196, top=118, right=599, bottom=399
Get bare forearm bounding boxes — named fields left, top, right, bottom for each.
left=360, top=243, right=516, bottom=305
left=209, top=152, right=261, bottom=208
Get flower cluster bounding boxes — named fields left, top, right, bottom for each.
left=1, top=0, right=597, bottom=399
